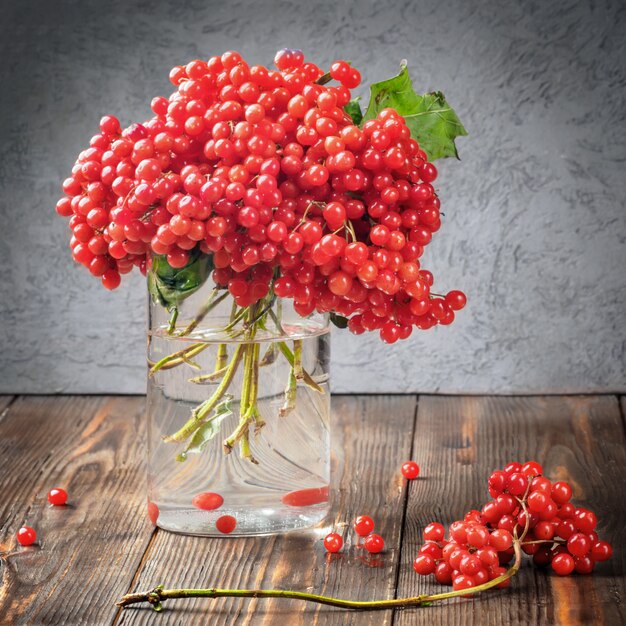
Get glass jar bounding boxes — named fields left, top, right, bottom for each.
left=146, top=277, right=331, bottom=536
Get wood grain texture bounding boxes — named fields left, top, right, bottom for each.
left=0, top=396, right=154, bottom=624
left=0, top=396, right=15, bottom=421
left=116, top=395, right=418, bottom=626
left=394, top=396, right=626, bottom=626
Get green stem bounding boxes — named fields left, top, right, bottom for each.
left=149, top=342, right=210, bottom=376
left=163, top=345, right=244, bottom=443
left=116, top=538, right=522, bottom=612
left=259, top=342, right=277, bottom=366
left=188, top=366, right=229, bottom=385
left=279, top=366, right=297, bottom=417
left=277, top=342, right=324, bottom=393
left=223, top=308, right=263, bottom=462
left=166, top=308, right=178, bottom=335
left=177, top=289, right=229, bottom=337
left=215, top=343, right=228, bottom=371
left=293, top=339, right=304, bottom=380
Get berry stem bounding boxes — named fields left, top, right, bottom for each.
left=149, top=342, right=211, bottom=375
left=166, top=307, right=178, bottom=335
left=277, top=341, right=323, bottom=393
left=162, top=344, right=244, bottom=443
left=176, top=289, right=230, bottom=336
left=116, top=539, right=523, bottom=612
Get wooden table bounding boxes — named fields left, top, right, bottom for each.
left=1, top=394, right=624, bottom=625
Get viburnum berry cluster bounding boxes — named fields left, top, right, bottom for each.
left=414, top=460, right=613, bottom=592
left=55, top=49, right=467, bottom=343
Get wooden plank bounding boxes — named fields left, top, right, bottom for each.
left=0, top=395, right=15, bottom=420
left=394, top=395, right=626, bottom=626
left=116, top=395, right=417, bottom=626
left=0, top=395, right=154, bottom=624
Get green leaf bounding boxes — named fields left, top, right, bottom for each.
left=329, top=313, right=348, bottom=329
left=344, top=98, right=363, bottom=125
left=362, top=63, right=467, bottom=160
left=176, top=395, right=233, bottom=461
left=148, top=248, right=213, bottom=311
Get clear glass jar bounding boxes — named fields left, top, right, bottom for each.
left=146, top=280, right=331, bottom=536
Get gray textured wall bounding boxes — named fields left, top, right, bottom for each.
left=1, top=0, right=625, bottom=394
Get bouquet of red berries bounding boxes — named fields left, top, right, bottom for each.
left=55, top=49, right=467, bottom=344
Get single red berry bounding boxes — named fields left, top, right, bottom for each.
left=521, top=461, right=543, bottom=477
left=489, top=529, right=513, bottom=551
left=423, top=522, right=445, bottom=542
left=353, top=515, right=375, bottom=537
left=401, top=461, right=420, bottom=480
left=567, top=533, right=591, bottom=557
left=281, top=486, right=329, bottom=507
left=591, top=540, right=613, bottom=562
left=215, top=515, right=237, bottom=534
left=16, top=526, right=37, bottom=546
left=363, top=533, right=385, bottom=554
left=147, top=500, right=159, bottom=525
left=552, top=553, right=575, bottom=575
left=192, top=492, right=224, bottom=511
left=551, top=481, right=573, bottom=504
left=324, top=532, right=343, bottom=553
left=47, top=488, right=68, bottom=506
left=574, top=509, right=597, bottom=533
left=574, top=555, right=595, bottom=574
left=413, top=553, right=436, bottom=575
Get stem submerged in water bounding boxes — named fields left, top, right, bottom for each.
left=162, top=345, right=244, bottom=443
left=155, top=293, right=326, bottom=463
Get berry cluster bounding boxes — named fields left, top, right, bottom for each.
left=324, top=514, right=386, bottom=555
left=55, top=49, right=465, bottom=342
left=414, top=461, right=613, bottom=592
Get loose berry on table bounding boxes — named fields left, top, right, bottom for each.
left=16, top=526, right=37, bottom=546
left=401, top=461, right=420, bottom=480
left=47, top=488, right=68, bottom=506
left=324, top=532, right=343, bottom=553
left=353, top=515, right=375, bottom=537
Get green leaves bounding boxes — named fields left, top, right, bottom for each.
left=329, top=312, right=349, bottom=329
left=344, top=99, right=363, bottom=125
left=362, top=63, right=467, bottom=160
left=176, top=395, right=233, bottom=462
left=148, top=249, right=213, bottom=311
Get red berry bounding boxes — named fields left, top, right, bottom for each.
left=551, top=481, right=573, bottom=504
left=574, top=509, right=597, bottom=533
left=551, top=553, right=575, bottom=576
left=192, top=492, right=224, bottom=511
left=363, top=533, right=385, bottom=554
left=147, top=500, right=159, bottom=525
left=413, top=554, right=436, bottom=575
left=401, top=461, right=420, bottom=480
left=47, top=488, right=68, bottom=506
left=567, top=533, right=591, bottom=557
left=574, top=555, right=595, bottom=574
left=489, top=529, right=513, bottom=551
left=521, top=461, right=543, bottom=477
left=324, top=532, right=343, bottom=553
left=354, top=515, right=375, bottom=537
left=16, top=526, right=37, bottom=546
left=281, top=486, right=329, bottom=507
left=591, top=540, right=613, bottom=562
left=423, top=522, right=445, bottom=542
left=435, top=561, right=453, bottom=584
left=215, top=515, right=237, bottom=534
